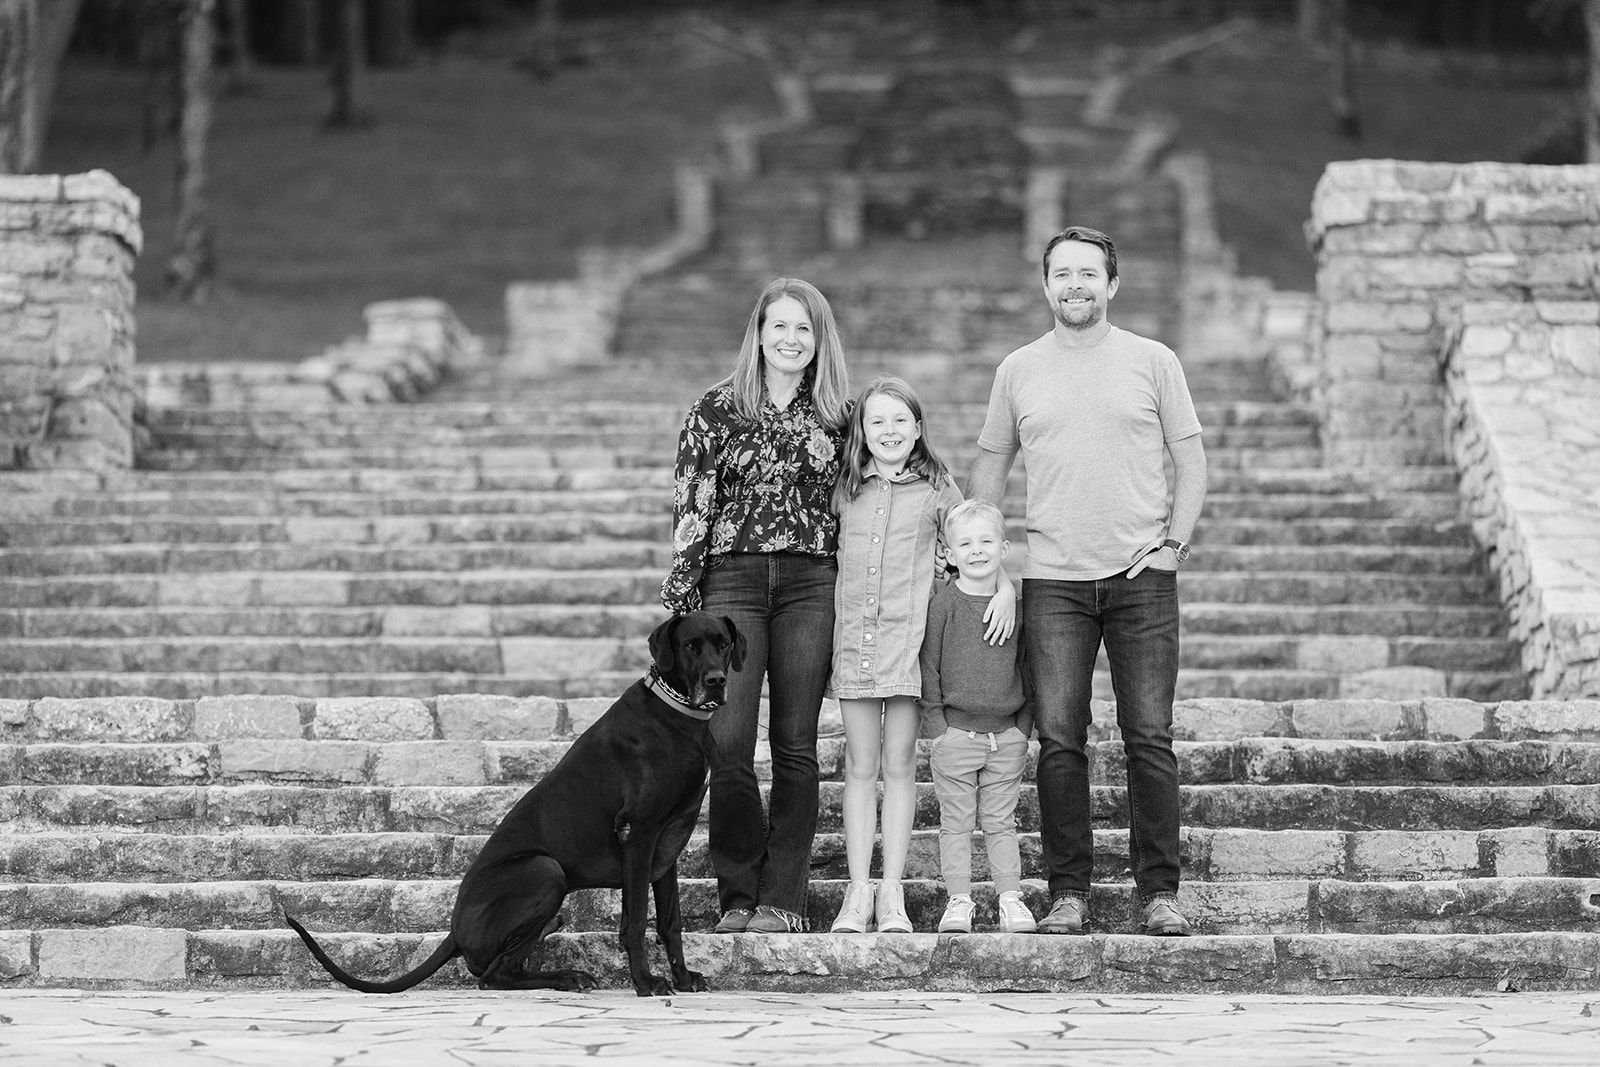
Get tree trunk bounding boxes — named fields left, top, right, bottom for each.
left=0, top=0, right=33, bottom=174
left=223, top=0, right=253, bottom=93
left=0, top=0, right=83, bottom=173
left=284, top=0, right=319, bottom=64
left=370, top=0, right=415, bottom=67
left=166, top=0, right=216, bottom=302
left=1588, top=0, right=1600, bottom=163
left=1328, top=0, right=1360, bottom=140
left=528, top=0, right=559, bottom=81
left=1296, top=0, right=1323, bottom=44
left=325, top=0, right=371, bottom=128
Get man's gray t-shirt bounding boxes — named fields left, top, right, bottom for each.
left=977, top=325, right=1202, bottom=581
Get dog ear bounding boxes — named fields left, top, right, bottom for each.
left=721, top=616, right=747, bottom=673
left=649, top=615, right=679, bottom=675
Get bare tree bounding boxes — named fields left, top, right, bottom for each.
left=284, top=0, right=319, bottom=65
left=1296, top=0, right=1323, bottom=44
left=0, top=0, right=85, bottom=173
left=223, top=0, right=253, bottom=93
left=371, top=0, right=415, bottom=67
left=166, top=0, right=216, bottom=301
left=325, top=0, right=372, bottom=127
left=527, top=0, right=560, bottom=81
left=1328, top=0, right=1360, bottom=139
left=1589, top=0, right=1600, bottom=161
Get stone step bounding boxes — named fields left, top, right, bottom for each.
left=0, top=632, right=1516, bottom=678
left=135, top=441, right=1324, bottom=473
left=0, top=666, right=1522, bottom=702
left=1, top=780, right=1591, bottom=835
left=0, top=568, right=1497, bottom=609
left=7, top=826, right=1595, bottom=885
left=0, top=602, right=1510, bottom=642
left=7, top=922, right=1600, bottom=992
left=0, top=542, right=1487, bottom=579
left=10, top=737, right=1595, bottom=789
left=1, top=875, right=1597, bottom=939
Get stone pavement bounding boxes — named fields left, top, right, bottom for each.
left=2, top=990, right=1599, bottom=1066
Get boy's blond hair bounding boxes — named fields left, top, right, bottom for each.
left=943, top=499, right=1007, bottom=540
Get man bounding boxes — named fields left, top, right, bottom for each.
left=967, top=226, right=1206, bottom=937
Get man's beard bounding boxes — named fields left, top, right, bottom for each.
left=1052, top=296, right=1104, bottom=330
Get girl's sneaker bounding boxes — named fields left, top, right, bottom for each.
left=997, top=891, right=1038, bottom=933
left=875, top=880, right=913, bottom=934
left=830, top=881, right=876, bottom=933
left=937, top=894, right=975, bottom=933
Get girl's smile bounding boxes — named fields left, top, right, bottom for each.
left=862, top=392, right=920, bottom=474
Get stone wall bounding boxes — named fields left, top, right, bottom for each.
left=1444, top=301, right=1600, bottom=698
left=1305, top=161, right=1600, bottom=468
left=0, top=170, right=141, bottom=471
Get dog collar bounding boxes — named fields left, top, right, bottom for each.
left=649, top=670, right=720, bottom=720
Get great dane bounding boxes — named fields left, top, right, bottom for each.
left=286, top=611, right=745, bottom=996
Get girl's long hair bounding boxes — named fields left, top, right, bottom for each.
left=833, top=374, right=952, bottom=512
left=724, top=277, right=851, bottom=431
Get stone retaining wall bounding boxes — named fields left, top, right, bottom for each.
left=0, top=171, right=141, bottom=471
left=1444, top=301, right=1600, bottom=698
left=1305, top=161, right=1600, bottom=468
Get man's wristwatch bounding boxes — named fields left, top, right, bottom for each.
left=1161, top=538, right=1191, bottom=563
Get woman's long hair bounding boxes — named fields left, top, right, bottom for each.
left=833, top=374, right=952, bottom=512
left=724, top=277, right=851, bottom=431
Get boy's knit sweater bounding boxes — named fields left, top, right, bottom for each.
left=918, top=581, right=1033, bottom=738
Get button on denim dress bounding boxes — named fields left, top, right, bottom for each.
left=828, top=470, right=963, bottom=700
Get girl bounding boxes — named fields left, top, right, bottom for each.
left=827, top=375, right=1014, bottom=934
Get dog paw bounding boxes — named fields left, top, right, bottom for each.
left=673, top=970, right=708, bottom=993
left=634, top=974, right=675, bottom=997
left=556, top=969, right=598, bottom=993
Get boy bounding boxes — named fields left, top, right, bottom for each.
left=919, top=500, right=1036, bottom=934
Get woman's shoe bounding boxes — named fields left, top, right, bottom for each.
left=830, top=881, right=876, bottom=933
left=875, top=880, right=913, bottom=933
left=746, top=905, right=805, bottom=933
left=713, top=908, right=754, bottom=934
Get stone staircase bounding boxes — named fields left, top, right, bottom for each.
left=6, top=41, right=1596, bottom=993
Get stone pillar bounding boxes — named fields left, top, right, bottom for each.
left=1305, top=161, right=1600, bottom=468
left=0, top=170, right=141, bottom=470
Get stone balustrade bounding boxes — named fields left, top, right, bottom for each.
left=0, top=170, right=141, bottom=471
left=1306, top=160, right=1600, bottom=468
left=1444, top=301, right=1600, bottom=698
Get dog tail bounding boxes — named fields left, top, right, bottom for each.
left=285, top=912, right=461, bottom=994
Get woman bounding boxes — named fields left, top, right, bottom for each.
left=661, top=277, right=851, bottom=934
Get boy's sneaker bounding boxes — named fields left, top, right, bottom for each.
left=937, top=894, right=975, bottom=934
left=1140, top=895, right=1192, bottom=937
left=997, top=891, right=1037, bottom=933
left=830, top=881, right=876, bottom=933
left=1037, top=893, right=1088, bottom=935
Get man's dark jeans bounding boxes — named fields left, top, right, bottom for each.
left=699, top=551, right=836, bottom=916
left=1022, top=568, right=1182, bottom=903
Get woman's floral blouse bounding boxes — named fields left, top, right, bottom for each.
left=661, top=381, right=845, bottom=612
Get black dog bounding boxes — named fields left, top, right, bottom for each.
left=286, top=611, right=745, bottom=996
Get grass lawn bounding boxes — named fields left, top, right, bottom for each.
left=41, top=14, right=1575, bottom=361
left=1123, top=28, right=1575, bottom=290
left=44, top=43, right=773, bottom=362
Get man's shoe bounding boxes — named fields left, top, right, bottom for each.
left=997, top=891, right=1038, bottom=934
left=874, top=880, right=913, bottom=933
left=1037, top=893, right=1087, bottom=935
left=830, top=881, right=876, bottom=933
left=937, top=894, right=975, bottom=934
left=1140, top=895, right=1192, bottom=937
left=746, top=905, right=805, bottom=933
left=713, top=908, right=754, bottom=934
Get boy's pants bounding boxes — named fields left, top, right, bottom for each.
left=929, top=726, right=1030, bottom=896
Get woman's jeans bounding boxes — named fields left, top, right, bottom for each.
left=699, top=551, right=836, bottom=916
left=1022, top=569, right=1182, bottom=903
